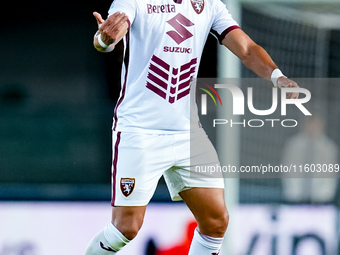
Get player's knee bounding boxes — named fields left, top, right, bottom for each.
left=200, top=210, right=229, bottom=237
left=223, top=210, right=230, bottom=231
left=213, top=210, right=229, bottom=235
left=116, top=221, right=143, bottom=240
left=122, top=229, right=139, bottom=240
left=111, top=206, right=146, bottom=240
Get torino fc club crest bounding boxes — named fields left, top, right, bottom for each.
left=190, top=0, right=204, bottom=14
left=120, top=178, right=135, bottom=197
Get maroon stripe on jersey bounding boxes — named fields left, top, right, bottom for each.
left=146, top=82, right=167, bottom=99
left=180, top=58, right=197, bottom=72
left=177, top=87, right=190, bottom=100
left=219, top=25, right=240, bottom=44
left=170, top=86, right=176, bottom=94
left=178, top=79, right=191, bottom=91
left=151, top=55, right=170, bottom=71
left=113, top=31, right=130, bottom=131
left=111, top=131, right=121, bottom=206
left=169, top=96, right=175, bottom=104
left=180, top=67, right=196, bottom=81
left=149, top=63, right=169, bottom=80
left=171, top=77, right=177, bottom=85
left=147, top=72, right=168, bottom=90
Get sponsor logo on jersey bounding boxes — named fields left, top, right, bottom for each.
left=146, top=55, right=197, bottom=104
left=190, top=0, right=204, bottom=14
left=166, top=13, right=194, bottom=44
left=147, top=4, right=176, bottom=14
left=163, top=46, right=192, bottom=54
left=120, top=178, right=135, bottom=197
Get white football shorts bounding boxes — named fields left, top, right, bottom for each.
left=111, top=128, right=224, bottom=206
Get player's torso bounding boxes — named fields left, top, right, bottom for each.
left=127, top=0, right=215, bottom=101
left=130, top=0, right=213, bottom=62
left=116, top=0, right=215, bottom=132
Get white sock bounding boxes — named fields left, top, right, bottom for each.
left=188, top=228, right=224, bottom=255
left=85, top=223, right=130, bottom=254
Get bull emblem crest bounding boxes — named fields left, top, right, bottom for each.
left=191, top=0, right=204, bottom=14
left=120, top=178, right=135, bottom=197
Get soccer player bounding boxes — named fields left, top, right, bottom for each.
left=85, top=0, right=299, bottom=254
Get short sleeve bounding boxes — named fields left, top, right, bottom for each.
left=210, top=0, right=240, bottom=44
left=108, top=0, right=137, bottom=26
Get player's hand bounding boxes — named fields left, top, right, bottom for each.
left=93, top=11, right=105, bottom=30
left=93, top=11, right=128, bottom=46
left=277, top=77, right=299, bottom=99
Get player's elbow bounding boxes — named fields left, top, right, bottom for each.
left=240, top=44, right=272, bottom=73
left=239, top=43, right=260, bottom=64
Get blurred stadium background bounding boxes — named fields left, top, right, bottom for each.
left=0, top=0, right=339, bottom=254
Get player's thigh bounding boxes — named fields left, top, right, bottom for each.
left=112, top=131, right=174, bottom=206
left=163, top=129, right=224, bottom=201
left=179, top=188, right=228, bottom=237
left=177, top=129, right=222, bottom=178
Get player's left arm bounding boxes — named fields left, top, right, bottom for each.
left=222, top=28, right=299, bottom=99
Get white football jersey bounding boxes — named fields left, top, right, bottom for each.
left=109, top=0, right=239, bottom=133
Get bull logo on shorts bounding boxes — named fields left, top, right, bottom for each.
left=120, top=178, right=135, bottom=197
left=190, top=0, right=204, bottom=14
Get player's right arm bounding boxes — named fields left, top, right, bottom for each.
left=93, top=11, right=129, bottom=53
left=222, top=28, right=299, bottom=99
